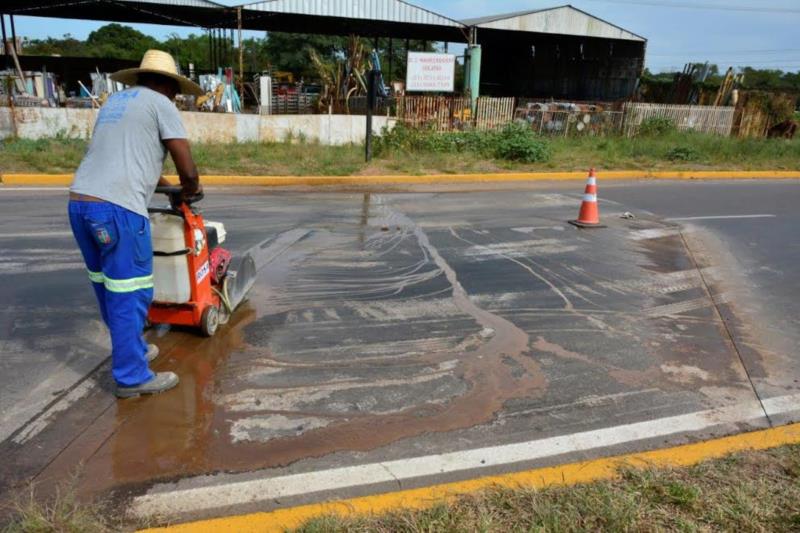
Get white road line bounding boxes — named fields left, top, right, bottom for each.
left=130, top=392, right=800, bottom=519
left=666, top=214, right=777, bottom=221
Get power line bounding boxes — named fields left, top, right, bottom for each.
left=655, top=59, right=800, bottom=65
left=582, top=0, right=800, bottom=14
left=650, top=49, right=800, bottom=57
left=648, top=64, right=800, bottom=71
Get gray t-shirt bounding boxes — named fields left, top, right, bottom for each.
left=70, top=86, right=187, bottom=217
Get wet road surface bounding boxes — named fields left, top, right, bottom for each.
left=1, top=181, right=798, bottom=523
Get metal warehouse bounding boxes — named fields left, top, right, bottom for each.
left=464, top=6, right=647, bottom=101
left=2, top=0, right=647, bottom=101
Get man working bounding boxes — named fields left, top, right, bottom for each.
left=69, top=50, right=203, bottom=398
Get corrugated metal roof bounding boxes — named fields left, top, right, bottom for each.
left=463, top=5, right=646, bottom=42
left=241, top=0, right=464, bottom=28
left=131, top=0, right=224, bottom=6
left=3, top=0, right=230, bottom=28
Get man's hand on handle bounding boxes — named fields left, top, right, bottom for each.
left=163, top=138, right=202, bottom=202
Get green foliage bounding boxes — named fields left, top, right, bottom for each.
left=264, top=33, right=349, bottom=81
left=741, top=67, right=800, bottom=92
left=162, top=32, right=214, bottom=71
left=22, top=34, right=88, bottom=56
left=665, top=145, right=701, bottom=162
left=23, top=24, right=159, bottom=61
left=85, top=24, right=160, bottom=60
left=375, top=122, right=551, bottom=163
left=639, top=116, right=677, bottom=136
left=493, top=122, right=553, bottom=162
left=643, top=65, right=800, bottom=93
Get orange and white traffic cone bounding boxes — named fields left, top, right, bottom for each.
left=569, top=168, right=605, bottom=228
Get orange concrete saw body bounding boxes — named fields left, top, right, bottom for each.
left=147, top=187, right=256, bottom=337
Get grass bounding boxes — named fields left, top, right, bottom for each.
left=1, top=130, right=799, bottom=176
left=292, top=444, right=800, bottom=533
left=1, top=475, right=112, bottom=533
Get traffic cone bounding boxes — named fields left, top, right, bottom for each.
left=569, top=168, right=605, bottom=228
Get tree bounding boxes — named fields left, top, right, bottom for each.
left=741, top=67, right=795, bottom=91
left=163, top=32, right=213, bottom=71
left=22, top=34, right=88, bottom=56
left=84, top=23, right=160, bottom=60
left=262, top=32, right=349, bottom=80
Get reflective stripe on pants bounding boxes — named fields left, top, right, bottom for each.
left=69, top=199, right=155, bottom=387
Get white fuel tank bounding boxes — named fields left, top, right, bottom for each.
left=150, top=213, right=191, bottom=304
left=205, top=220, right=227, bottom=244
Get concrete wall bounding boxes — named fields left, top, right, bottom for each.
left=0, top=107, right=395, bottom=145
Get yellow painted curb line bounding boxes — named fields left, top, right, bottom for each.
left=141, top=422, right=800, bottom=532
left=2, top=171, right=800, bottom=187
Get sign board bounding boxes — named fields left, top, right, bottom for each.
left=406, top=52, right=456, bottom=92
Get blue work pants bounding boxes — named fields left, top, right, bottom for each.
left=68, top=200, right=155, bottom=387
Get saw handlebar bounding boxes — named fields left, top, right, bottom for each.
left=155, top=186, right=205, bottom=208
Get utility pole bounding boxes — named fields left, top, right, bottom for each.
left=237, top=7, right=244, bottom=102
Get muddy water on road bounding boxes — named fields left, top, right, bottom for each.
left=66, top=197, right=546, bottom=493
left=26, top=192, right=765, bottom=500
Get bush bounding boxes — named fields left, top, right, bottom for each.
left=492, top=122, right=552, bottom=162
left=639, top=117, right=677, bottom=136
left=375, top=122, right=551, bottom=163
left=665, top=145, right=700, bottom=161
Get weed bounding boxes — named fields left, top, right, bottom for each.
left=374, top=122, right=551, bottom=163
left=492, top=122, right=552, bottom=163
left=2, top=475, right=111, bottom=533
left=639, top=116, right=677, bottom=136
left=666, top=145, right=701, bottom=161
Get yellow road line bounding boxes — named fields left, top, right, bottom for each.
left=3, top=171, right=800, bottom=187
left=142, top=422, right=800, bottom=532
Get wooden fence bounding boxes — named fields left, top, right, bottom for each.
left=622, top=103, right=735, bottom=136
left=396, top=96, right=472, bottom=130
left=475, top=97, right=516, bottom=130
left=396, top=96, right=515, bottom=131
left=267, top=93, right=743, bottom=139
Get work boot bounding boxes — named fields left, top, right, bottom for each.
left=115, top=372, right=179, bottom=399
left=146, top=343, right=160, bottom=362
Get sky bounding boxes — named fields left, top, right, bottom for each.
left=7, top=0, right=800, bottom=73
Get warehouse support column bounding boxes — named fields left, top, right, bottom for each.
left=466, top=44, right=482, bottom=114
left=1, top=15, right=8, bottom=69
left=207, top=29, right=212, bottom=71
left=388, top=38, right=393, bottom=84
left=9, top=14, right=16, bottom=55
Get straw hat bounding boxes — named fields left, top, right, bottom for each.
left=111, top=49, right=203, bottom=96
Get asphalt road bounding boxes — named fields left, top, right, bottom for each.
left=0, top=180, right=797, bottom=523
left=602, top=180, right=800, bottom=419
